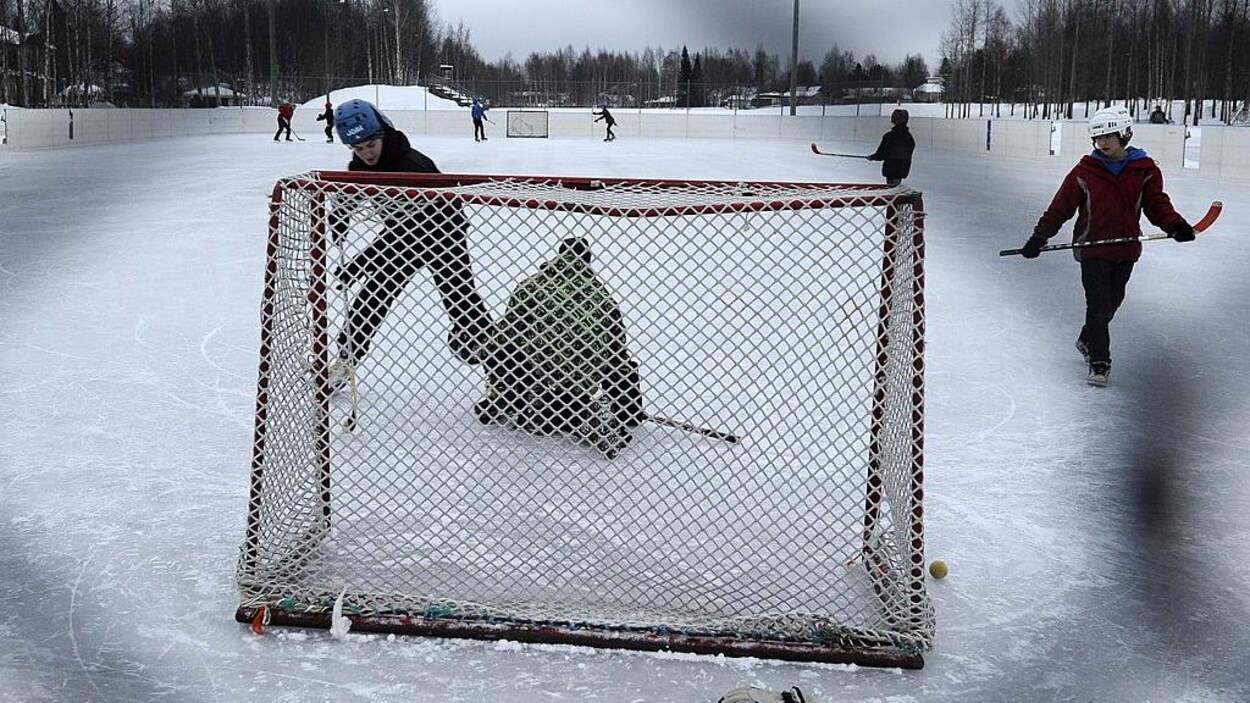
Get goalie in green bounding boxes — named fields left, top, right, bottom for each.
left=475, top=236, right=645, bottom=458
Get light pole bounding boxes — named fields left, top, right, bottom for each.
left=789, top=0, right=799, bottom=116
left=323, top=2, right=329, bottom=96
left=268, top=0, right=278, bottom=104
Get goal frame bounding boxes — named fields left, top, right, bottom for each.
left=505, top=109, right=550, bottom=138
left=236, top=171, right=929, bottom=668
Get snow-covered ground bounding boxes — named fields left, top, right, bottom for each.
left=2, top=119, right=1248, bottom=702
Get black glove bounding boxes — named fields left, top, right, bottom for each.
left=718, top=686, right=809, bottom=703
left=1020, top=233, right=1048, bottom=259
left=1170, top=220, right=1195, bottom=242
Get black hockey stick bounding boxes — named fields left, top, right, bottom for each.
left=289, top=127, right=306, bottom=142
left=810, top=142, right=866, bottom=159
left=999, top=201, right=1223, bottom=256
left=648, top=414, right=740, bottom=444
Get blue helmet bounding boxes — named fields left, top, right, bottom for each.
left=334, top=99, right=393, bottom=145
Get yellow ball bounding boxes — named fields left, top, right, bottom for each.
left=928, top=560, right=948, bottom=579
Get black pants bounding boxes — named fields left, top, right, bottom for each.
left=1078, top=258, right=1134, bottom=365
left=473, top=119, right=486, bottom=141
left=323, top=123, right=334, bottom=141
left=274, top=117, right=291, bottom=141
left=336, top=214, right=489, bottom=360
left=482, top=341, right=644, bottom=434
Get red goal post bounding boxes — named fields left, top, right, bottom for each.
left=237, top=171, right=931, bottom=667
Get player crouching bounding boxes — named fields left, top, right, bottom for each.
left=475, top=237, right=645, bottom=458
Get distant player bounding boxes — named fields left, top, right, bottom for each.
left=593, top=104, right=616, bottom=141
left=866, top=108, right=915, bottom=185
left=1016, top=105, right=1193, bottom=387
left=316, top=99, right=335, bottom=142
left=475, top=236, right=645, bottom=458
left=273, top=100, right=294, bottom=142
left=328, top=99, right=492, bottom=389
left=471, top=97, right=490, bottom=142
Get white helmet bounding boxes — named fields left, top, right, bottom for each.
left=1088, top=105, right=1133, bottom=141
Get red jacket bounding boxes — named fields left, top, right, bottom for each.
left=1033, top=150, right=1184, bottom=262
left=278, top=103, right=295, bottom=120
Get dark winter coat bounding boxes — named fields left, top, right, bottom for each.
left=867, top=124, right=915, bottom=180
left=317, top=107, right=333, bottom=123
left=594, top=109, right=616, bottom=126
left=1032, top=148, right=1185, bottom=263
left=334, top=124, right=488, bottom=360
left=347, top=127, right=438, bottom=174
left=339, top=127, right=462, bottom=274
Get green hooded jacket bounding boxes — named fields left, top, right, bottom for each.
left=485, top=248, right=629, bottom=395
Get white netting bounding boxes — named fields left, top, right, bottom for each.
left=505, top=110, right=549, bottom=138
left=237, top=172, right=931, bottom=664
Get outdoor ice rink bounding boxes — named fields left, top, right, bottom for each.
left=2, top=125, right=1249, bottom=701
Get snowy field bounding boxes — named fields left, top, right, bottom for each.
left=2, top=129, right=1249, bottom=702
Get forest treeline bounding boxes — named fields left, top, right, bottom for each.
left=2, top=0, right=1248, bottom=124
left=943, top=0, right=1250, bottom=124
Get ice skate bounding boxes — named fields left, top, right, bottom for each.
left=448, top=326, right=485, bottom=365
left=327, top=353, right=357, bottom=394
left=475, top=374, right=513, bottom=426
left=1086, top=361, right=1110, bottom=387
left=580, top=401, right=631, bottom=459
left=1076, top=339, right=1090, bottom=364
left=474, top=395, right=506, bottom=425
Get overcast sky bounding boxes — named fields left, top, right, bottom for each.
left=427, top=1, right=994, bottom=71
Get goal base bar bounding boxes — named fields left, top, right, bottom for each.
left=234, top=607, right=924, bottom=669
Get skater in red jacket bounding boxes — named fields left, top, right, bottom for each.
left=1017, top=105, right=1193, bottom=387
left=274, top=101, right=295, bottom=142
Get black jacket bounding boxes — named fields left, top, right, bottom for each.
left=348, top=127, right=439, bottom=174
left=344, top=128, right=459, bottom=245
left=868, top=124, right=916, bottom=180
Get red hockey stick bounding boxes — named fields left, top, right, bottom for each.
left=999, top=201, right=1223, bottom=256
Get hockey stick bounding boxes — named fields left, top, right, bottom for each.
left=998, top=201, right=1223, bottom=257
left=810, top=142, right=866, bottom=159
left=289, top=128, right=306, bottom=142
left=648, top=414, right=740, bottom=444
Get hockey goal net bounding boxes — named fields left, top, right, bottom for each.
left=236, top=171, right=931, bottom=667
left=505, top=109, right=549, bottom=138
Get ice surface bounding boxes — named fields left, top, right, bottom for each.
left=2, top=115, right=1248, bottom=702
